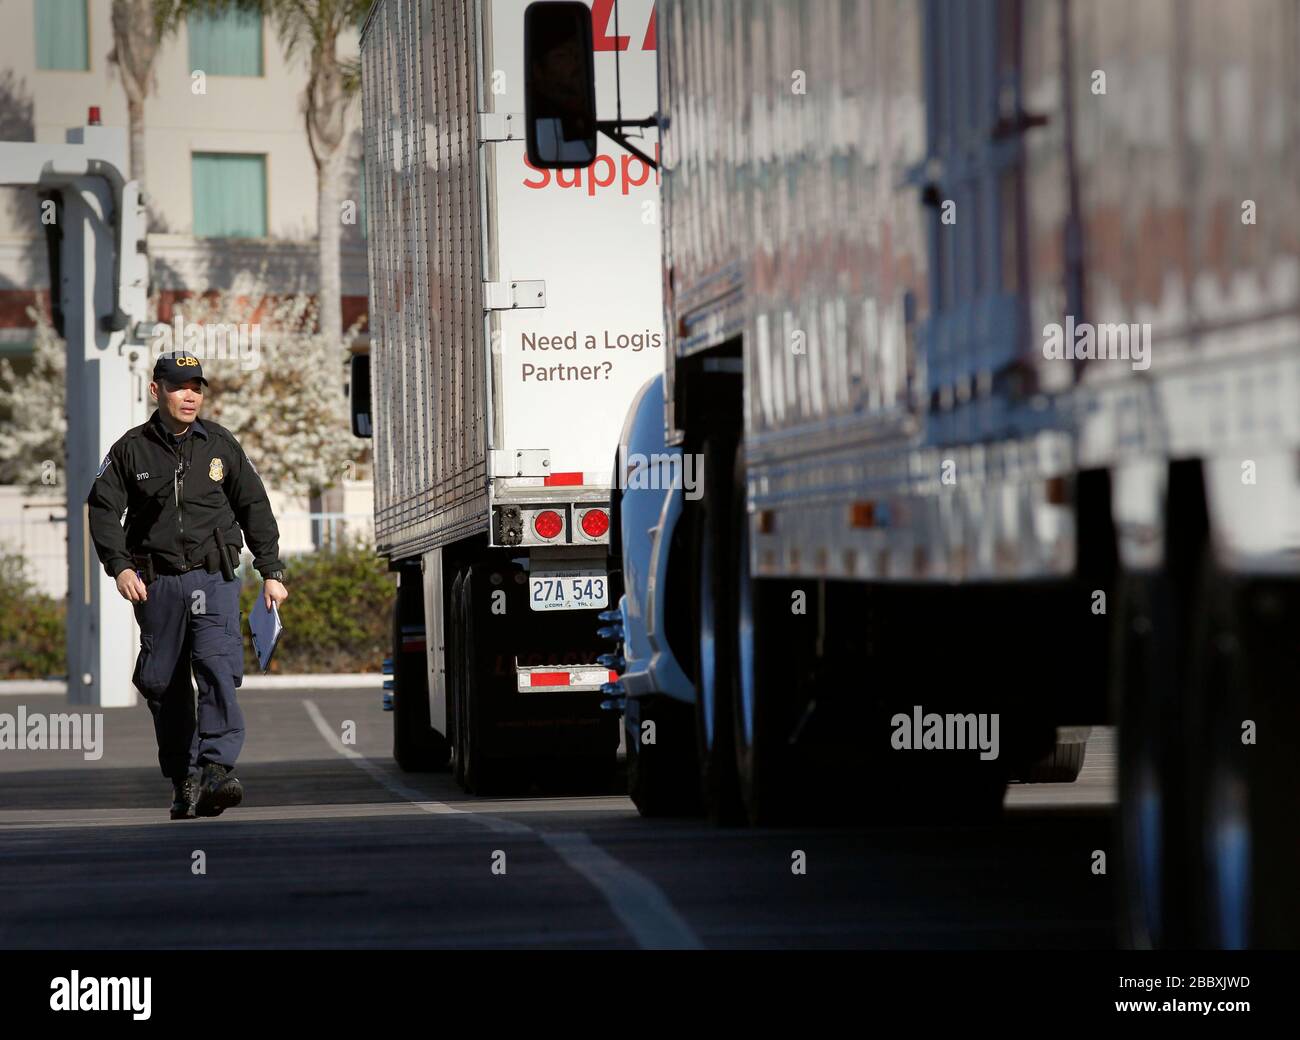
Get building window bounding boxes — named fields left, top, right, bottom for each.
left=188, top=8, right=263, bottom=77
left=192, top=153, right=267, bottom=238
left=36, top=0, right=89, bottom=71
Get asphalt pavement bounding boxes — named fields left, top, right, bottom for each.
left=0, top=688, right=1117, bottom=949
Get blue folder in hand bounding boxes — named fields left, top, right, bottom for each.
left=248, top=594, right=283, bottom=673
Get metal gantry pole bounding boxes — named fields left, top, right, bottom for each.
left=0, top=120, right=151, bottom=707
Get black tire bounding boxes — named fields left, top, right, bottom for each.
left=688, top=435, right=745, bottom=824
left=1018, top=740, right=1087, bottom=784
left=1113, top=571, right=1194, bottom=950
left=1186, top=556, right=1300, bottom=949
left=457, top=566, right=512, bottom=795
left=728, top=444, right=811, bottom=825
left=626, top=695, right=702, bottom=817
left=391, top=594, right=450, bottom=773
left=449, top=569, right=467, bottom=790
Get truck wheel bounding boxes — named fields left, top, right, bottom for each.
left=690, top=435, right=745, bottom=824
left=457, top=566, right=510, bottom=795
left=626, top=695, right=702, bottom=817
left=1018, top=739, right=1087, bottom=784
left=1113, top=572, right=1193, bottom=949
left=449, top=569, right=467, bottom=789
left=391, top=596, right=451, bottom=772
left=728, top=446, right=808, bottom=825
left=1186, top=557, right=1300, bottom=948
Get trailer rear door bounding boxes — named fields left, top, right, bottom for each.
left=483, top=0, right=665, bottom=484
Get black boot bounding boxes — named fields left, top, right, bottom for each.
left=195, top=763, right=243, bottom=818
left=170, top=774, right=201, bottom=820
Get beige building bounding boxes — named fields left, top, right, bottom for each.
left=0, top=0, right=369, bottom=358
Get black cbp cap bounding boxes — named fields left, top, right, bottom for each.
left=153, top=351, right=209, bottom=387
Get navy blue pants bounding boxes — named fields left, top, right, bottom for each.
left=132, top=569, right=245, bottom=782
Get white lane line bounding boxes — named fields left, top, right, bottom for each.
left=301, top=698, right=525, bottom=833
left=539, top=831, right=704, bottom=950
left=302, top=698, right=704, bottom=949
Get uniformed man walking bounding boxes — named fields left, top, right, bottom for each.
left=86, top=351, right=289, bottom=820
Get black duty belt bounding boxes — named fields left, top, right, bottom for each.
left=131, top=530, right=240, bottom=583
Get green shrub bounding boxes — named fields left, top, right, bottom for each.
left=238, top=536, right=395, bottom=674
left=0, top=540, right=395, bottom=679
left=0, top=547, right=66, bottom=679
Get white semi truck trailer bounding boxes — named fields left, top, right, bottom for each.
left=353, top=0, right=663, bottom=792
left=522, top=0, right=1300, bottom=949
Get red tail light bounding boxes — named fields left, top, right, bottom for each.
left=533, top=510, right=563, bottom=539
left=580, top=508, right=610, bottom=538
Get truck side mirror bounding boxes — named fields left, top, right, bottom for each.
left=524, top=1, right=598, bottom=169
left=350, top=352, right=372, bottom=438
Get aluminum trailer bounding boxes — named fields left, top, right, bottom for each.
left=525, top=0, right=1300, bottom=948
left=355, top=0, right=663, bottom=791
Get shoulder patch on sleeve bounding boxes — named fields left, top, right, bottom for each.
left=96, top=453, right=111, bottom=478
left=245, top=453, right=258, bottom=476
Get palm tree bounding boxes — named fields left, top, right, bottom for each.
left=257, top=1, right=369, bottom=524
left=110, top=1, right=231, bottom=191
left=117, top=1, right=364, bottom=340
left=108, top=0, right=160, bottom=187
left=256, top=0, right=368, bottom=340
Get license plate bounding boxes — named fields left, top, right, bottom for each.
left=529, top=567, right=608, bottom=612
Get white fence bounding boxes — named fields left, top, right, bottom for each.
left=0, top=494, right=67, bottom=598
left=0, top=484, right=376, bottom=599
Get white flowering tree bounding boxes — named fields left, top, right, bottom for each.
left=159, top=279, right=365, bottom=495
left=0, top=285, right=365, bottom=497
left=0, top=307, right=66, bottom=489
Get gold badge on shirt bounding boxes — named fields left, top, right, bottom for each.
left=209, top=457, right=224, bottom=482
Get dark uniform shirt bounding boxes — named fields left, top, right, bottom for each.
left=87, top=410, right=284, bottom=579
